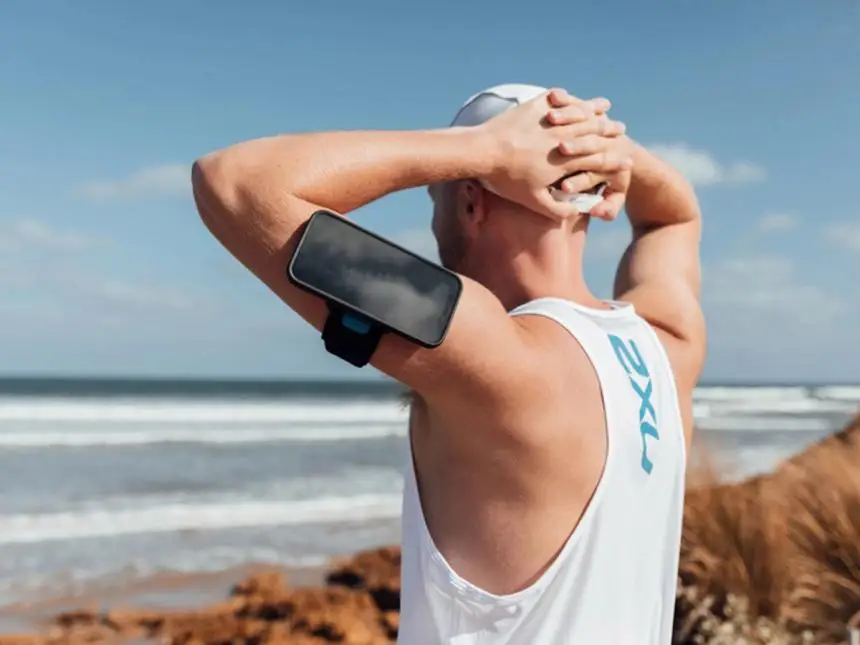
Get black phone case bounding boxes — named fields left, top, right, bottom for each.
left=286, top=210, right=463, bottom=349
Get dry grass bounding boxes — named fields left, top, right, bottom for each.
left=779, top=439, right=860, bottom=643
left=674, top=413, right=860, bottom=645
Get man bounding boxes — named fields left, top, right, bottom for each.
left=191, top=84, right=704, bottom=644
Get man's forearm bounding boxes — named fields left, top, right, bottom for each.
left=624, top=139, right=701, bottom=230
left=193, top=127, right=495, bottom=221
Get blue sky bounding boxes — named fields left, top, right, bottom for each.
left=1, top=1, right=858, bottom=382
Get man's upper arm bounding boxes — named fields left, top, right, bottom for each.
left=613, top=219, right=706, bottom=389
left=192, top=162, right=542, bottom=412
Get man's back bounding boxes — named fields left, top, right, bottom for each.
left=399, top=297, right=687, bottom=645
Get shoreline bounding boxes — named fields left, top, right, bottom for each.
left=0, top=414, right=856, bottom=645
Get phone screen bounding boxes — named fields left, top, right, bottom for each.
left=289, top=211, right=462, bottom=347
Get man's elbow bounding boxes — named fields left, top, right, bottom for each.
left=191, top=140, right=305, bottom=255
left=191, top=151, right=243, bottom=231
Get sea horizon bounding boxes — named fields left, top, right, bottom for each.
left=1, top=374, right=859, bottom=392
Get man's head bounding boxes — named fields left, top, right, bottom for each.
left=430, top=85, right=592, bottom=300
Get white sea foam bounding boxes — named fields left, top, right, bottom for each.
left=813, top=386, right=860, bottom=402
left=0, top=387, right=854, bottom=449
left=0, top=423, right=407, bottom=447
left=702, top=399, right=858, bottom=416
left=0, top=494, right=403, bottom=545
left=692, top=385, right=859, bottom=421
left=692, top=386, right=810, bottom=402
left=696, top=415, right=834, bottom=432
left=0, top=398, right=408, bottom=424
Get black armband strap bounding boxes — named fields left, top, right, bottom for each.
left=321, top=304, right=383, bottom=368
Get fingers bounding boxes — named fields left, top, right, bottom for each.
left=544, top=89, right=611, bottom=128
left=535, top=189, right=580, bottom=222
left=556, top=116, right=627, bottom=141
left=546, top=89, right=576, bottom=107
left=590, top=191, right=626, bottom=221
left=547, top=89, right=611, bottom=114
left=555, top=171, right=610, bottom=196
left=524, top=88, right=628, bottom=222
left=546, top=103, right=617, bottom=128
left=556, top=152, right=632, bottom=185
left=538, top=185, right=623, bottom=222
left=545, top=104, right=592, bottom=126
left=534, top=180, right=624, bottom=222
left=558, top=132, right=627, bottom=157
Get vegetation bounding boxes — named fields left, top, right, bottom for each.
left=675, top=415, right=860, bottom=645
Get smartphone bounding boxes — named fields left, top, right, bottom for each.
left=288, top=211, right=463, bottom=348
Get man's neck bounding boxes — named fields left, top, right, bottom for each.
left=475, top=233, right=603, bottom=312
left=493, top=272, right=604, bottom=312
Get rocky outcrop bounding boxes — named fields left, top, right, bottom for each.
left=0, top=550, right=402, bottom=645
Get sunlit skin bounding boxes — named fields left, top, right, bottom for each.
left=191, top=88, right=705, bottom=594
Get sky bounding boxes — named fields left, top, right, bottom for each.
left=1, top=0, right=858, bottom=383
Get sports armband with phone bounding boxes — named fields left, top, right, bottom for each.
left=287, top=211, right=463, bottom=367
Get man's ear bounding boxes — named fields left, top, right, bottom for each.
left=457, top=180, right=488, bottom=234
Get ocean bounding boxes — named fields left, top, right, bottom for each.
left=0, top=377, right=858, bottom=609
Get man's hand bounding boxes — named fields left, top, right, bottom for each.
left=477, top=89, right=630, bottom=221
left=546, top=91, right=634, bottom=221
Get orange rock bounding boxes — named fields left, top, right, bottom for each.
left=0, top=635, right=47, bottom=645
left=327, top=547, right=402, bottom=616
left=230, top=571, right=289, bottom=601
left=20, top=546, right=403, bottom=645
left=52, top=611, right=100, bottom=630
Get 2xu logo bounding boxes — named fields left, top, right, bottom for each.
left=608, top=334, right=660, bottom=475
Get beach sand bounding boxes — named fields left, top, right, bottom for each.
left=1, top=414, right=857, bottom=645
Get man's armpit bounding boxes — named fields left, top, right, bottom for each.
left=370, top=277, right=542, bottom=408
left=647, top=306, right=706, bottom=394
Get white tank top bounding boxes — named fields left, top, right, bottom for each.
left=398, top=297, right=687, bottom=645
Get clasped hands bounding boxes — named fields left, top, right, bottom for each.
left=478, top=88, right=633, bottom=222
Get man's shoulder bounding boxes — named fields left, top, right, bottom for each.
left=494, top=312, right=604, bottom=398
left=420, top=313, right=606, bottom=445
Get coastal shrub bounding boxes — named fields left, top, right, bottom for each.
left=674, top=414, right=860, bottom=645
left=779, top=439, right=860, bottom=644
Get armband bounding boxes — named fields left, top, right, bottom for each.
left=321, top=304, right=383, bottom=368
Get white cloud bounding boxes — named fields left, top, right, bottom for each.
left=647, top=143, right=766, bottom=187
left=700, top=252, right=858, bottom=381
left=0, top=220, right=198, bottom=315
left=756, top=213, right=798, bottom=233
left=0, top=219, right=106, bottom=251
left=75, top=163, right=190, bottom=202
left=82, top=279, right=194, bottom=312
left=704, top=254, right=842, bottom=323
left=822, top=221, right=860, bottom=251
left=0, top=263, right=199, bottom=315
